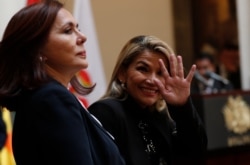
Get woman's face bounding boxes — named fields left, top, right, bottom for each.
left=42, top=8, right=87, bottom=78
left=120, top=50, right=168, bottom=108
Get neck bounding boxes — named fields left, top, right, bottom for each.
left=45, top=66, right=72, bottom=88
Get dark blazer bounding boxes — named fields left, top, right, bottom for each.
left=89, top=96, right=207, bottom=165
left=0, top=110, right=6, bottom=150
left=5, top=80, right=125, bottom=165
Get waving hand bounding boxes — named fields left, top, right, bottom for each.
left=154, top=55, right=196, bottom=106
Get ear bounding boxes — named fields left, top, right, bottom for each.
left=38, top=49, right=48, bottom=62
left=117, top=68, right=126, bottom=83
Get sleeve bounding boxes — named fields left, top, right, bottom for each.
left=0, top=110, right=6, bottom=150
left=31, top=87, right=94, bottom=165
left=168, top=97, right=208, bottom=159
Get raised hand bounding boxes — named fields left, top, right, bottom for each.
left=154, top=54, right=196, bottom=106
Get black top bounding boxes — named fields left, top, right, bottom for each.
left=5, top=80, right=125, bottom=165
left=89, top=95, right=208, bottom=165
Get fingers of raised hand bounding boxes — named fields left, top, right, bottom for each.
left=169, top=55, right=176, bottom=77
left=186, top=64, right=196, bottom=83
left=169, top=55, right=184, bottom=78
left=159, top=59, right=169, bottom=78
left=177, top=55, right=184, bottom=77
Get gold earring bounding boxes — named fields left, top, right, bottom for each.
left=39, top=56, right=47, bottom=62
left=121, top=83, right=126, bottom=89
left=119, top=80, right=126, bottom=89
left=156, top=99, right=166, bottom=112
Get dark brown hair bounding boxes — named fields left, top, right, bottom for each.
left=0, top=0, right=94, bottom=104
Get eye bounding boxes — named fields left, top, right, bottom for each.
left=64, top=28, right=73, bottom=34
left=136, top=66, right=148, bottom=72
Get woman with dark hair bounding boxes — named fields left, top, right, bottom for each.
left=89, top=35, right=207, bottom=165
left=0, top=1, right=124, bottom=164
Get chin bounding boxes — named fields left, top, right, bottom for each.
left=80, top=62, right=88, bottom=69
left=142, top=100, right=157, bottom=107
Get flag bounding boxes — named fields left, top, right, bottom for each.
left=27, top=0, right=40, bottom=5
left=73, top=0, right=106, bottom=107
left=0, top=108, right=15, bottom=165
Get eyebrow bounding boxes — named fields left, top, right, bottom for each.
left=68, top=22, right=75, bottom=26
left=135, top=60, right=150, bottom=67
left=62, top=21, right=78, bottom=28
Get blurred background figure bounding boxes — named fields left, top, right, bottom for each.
left=217, top=42, right=241, bottom=90
left=191, top=52, right=233, bottom=94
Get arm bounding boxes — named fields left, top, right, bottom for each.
left=153, top=55, right=207, bottom=158
left=168, top=98, right=207, bottom=158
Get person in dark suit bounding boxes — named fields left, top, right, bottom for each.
left=89, top=35, right=208, bottom=165
left=0, top=1, right=124, bottom=165
left=191, top=52, right=234, bottom=94
left=0, top=109, right=6, bottom=150
left=218, top=42, right=241, bottom=90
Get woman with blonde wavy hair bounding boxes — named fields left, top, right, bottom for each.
left=89, top=35, right=207, bottom=165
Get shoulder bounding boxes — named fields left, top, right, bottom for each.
left=34, top=81, right=69, bottom=95
left=88, top=98, right=125, bottom=121
left=88, top=98, right=127, bottom=139
left=5, top=81, right=78, bottom=112
left=89, top=98, right=123, bottom=113
left=90, top=98, right=122, bottom=108
left=28, top=81, right=81, bottom=113
left=31, top=81, right=75, bottom=101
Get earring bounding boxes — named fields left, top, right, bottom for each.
left=39, top=56, right=47, bottom=62
left=119, top=80, right=126, bottom=89
left=156, top=99, right=166, bottom=112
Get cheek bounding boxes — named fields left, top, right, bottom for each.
left=46, top=36, right=74, bottom=52
left=53, top=40, right=72, bottom=52
left=127, top=75, right=140, bottom=85
left=125, top=72, right=143, bottom=87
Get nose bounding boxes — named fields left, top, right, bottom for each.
left=145, top=75, right=156, bottom=84
left=77, top=32, right=87, bottom=45
left=145, top=78, right=153, bottom=84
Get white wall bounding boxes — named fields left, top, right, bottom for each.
left=236, top=0, right=250, bottom=90
left=0, top=0, right=26, bottom=39
left=90, top=0, right=175, bottom=82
